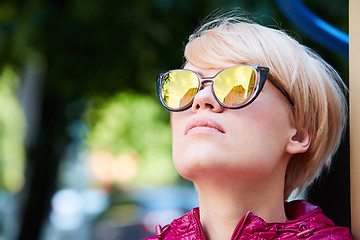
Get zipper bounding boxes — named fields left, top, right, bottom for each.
left=192, top=209, right=208, bottom=240
left=231, top=211, right=254, bottom=240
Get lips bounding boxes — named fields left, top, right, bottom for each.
left=185, top=117, right=225, bottom=135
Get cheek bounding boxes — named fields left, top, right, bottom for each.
left=225, top=108, right=293, bottom=174
left=245, top=96, right=294, bottom=139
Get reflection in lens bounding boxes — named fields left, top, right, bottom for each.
left=214, top=67, right=256, bottom=106
left=161, top=70, right=198, bottom=109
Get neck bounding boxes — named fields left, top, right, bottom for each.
left=195, top=173, right=287, bottom=240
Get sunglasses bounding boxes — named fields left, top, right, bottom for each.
left=156, top=65, right=294, bottom=112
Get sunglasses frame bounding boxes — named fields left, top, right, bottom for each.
left=156, top=65, right=294, bottom=112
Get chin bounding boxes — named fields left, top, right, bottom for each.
left=173, top=152, right=227, bottom=181
left=174, top=154, right=281, bottom=184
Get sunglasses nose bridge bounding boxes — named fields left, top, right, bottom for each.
left=199, top=79, right=214, bottom=90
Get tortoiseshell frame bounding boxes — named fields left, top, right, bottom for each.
left=156, top=65, right=294, bottom=112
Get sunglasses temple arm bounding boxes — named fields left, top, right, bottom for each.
left=267, top=73, right=295, bottom=107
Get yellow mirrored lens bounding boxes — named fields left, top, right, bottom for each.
left=161, top=70, right=198, bottom=109
left=214, top=67, right=256, bottom=106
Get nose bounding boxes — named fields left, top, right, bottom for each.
left=191, top=83, right=224, bottom=113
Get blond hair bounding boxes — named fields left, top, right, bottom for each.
left=184, top=16, right=347, bottom=199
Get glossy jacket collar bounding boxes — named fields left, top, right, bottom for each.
left=147, top=200, right=353, bottom=240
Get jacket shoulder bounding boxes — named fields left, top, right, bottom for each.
left=283, top=201, right=354, bottom=239
left=308, top=227, right=354, bottom=240
left=289, top=201, right=354, bottom=239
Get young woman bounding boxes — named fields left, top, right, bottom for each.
left=144, top=15, right=353, bottom=240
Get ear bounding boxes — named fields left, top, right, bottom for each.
left=286, top=129, right=311, bottom=154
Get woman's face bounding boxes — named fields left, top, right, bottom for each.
left=171, top=62, right=298, bottom=182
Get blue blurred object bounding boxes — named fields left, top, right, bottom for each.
left=87, top=186, right=198, bottom=240
left=132, top=186, right=198, bottom=211
left=275, top=0, right=349, bottom=56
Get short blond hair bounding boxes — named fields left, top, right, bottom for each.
left=184, top=16, right=347, bottom=199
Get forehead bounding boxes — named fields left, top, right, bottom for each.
left=183, top=61, right=238, bottom=78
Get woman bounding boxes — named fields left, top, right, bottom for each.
left=144, top=15, right=353, bottom=240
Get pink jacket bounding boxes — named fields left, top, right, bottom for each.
left=143, top=200, right=353, bottom=239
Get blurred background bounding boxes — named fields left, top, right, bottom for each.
left=0, top=0, right=349, bottom=239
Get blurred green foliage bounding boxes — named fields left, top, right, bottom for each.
left=0, top=67, right=25, bottom=192
left=85, top=92, right=176, bottom=185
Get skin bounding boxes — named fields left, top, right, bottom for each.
left=171, top=61, right=310, bottom=240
